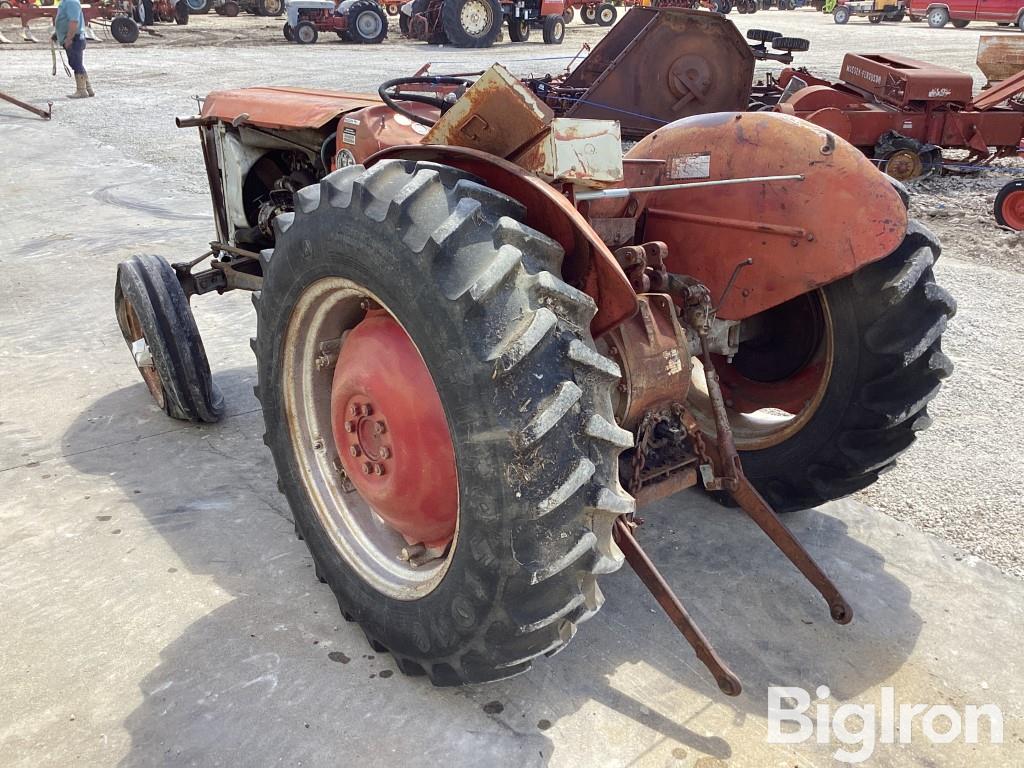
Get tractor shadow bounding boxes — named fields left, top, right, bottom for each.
left=63, top=370, right=921, bottom=767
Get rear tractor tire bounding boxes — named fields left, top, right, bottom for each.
left=115, top=255, right=224, bottom=423
left=596, top=1, right=616, bottom=25
left=256, top=0, right=284, bottom=15
left=691, top=222, right=955, bottom=513
left=442, top=0, right=502, bottom=47
left=348, top=0, right=387, bottom=42
left=252, top=160, right=632, bottom=684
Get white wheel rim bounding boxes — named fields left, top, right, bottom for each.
left=299, top=26, right=314, bottom=41
left=600, top=7, right=612, bottom=21
left=460, top=0, right=491, bottom=36
left=283, top=278, right=457, bottom=600
left=355, top=10, right=382, bottom=37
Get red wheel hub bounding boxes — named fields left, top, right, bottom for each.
left=331, top=311, right=458, bottom=550
left=1002, top=189, right=1024, bottom=231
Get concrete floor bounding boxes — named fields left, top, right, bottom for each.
left=2, top=14, right=1024, bottom=768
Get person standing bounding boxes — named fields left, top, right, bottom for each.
left=54, top=0, right=94, bottom=99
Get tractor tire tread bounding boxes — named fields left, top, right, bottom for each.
left=253, top=160, right=631, bottom=685
left=739, top=221, right=954, bottom=512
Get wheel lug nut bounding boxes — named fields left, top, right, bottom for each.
left=362, top=462, right=373, bottom=475
left=379, top=446, right=391, bottom=460
left=373, top=463, right=385, bottom=476
left=363, top=403, right=373, bottom=416
left=373, top=420, right=387, bottom=435
left=344, top=420, right=355, bottom=433
left=350, top=404, right=361, bottom=418
left=350, top=445, right=362, bottom=457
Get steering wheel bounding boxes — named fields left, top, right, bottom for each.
left=378, top=76, right=475, bottom=128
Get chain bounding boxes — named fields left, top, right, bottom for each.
left=629, top=411, right=658, bottom=497
left=680, top=407, right=717, bottom=488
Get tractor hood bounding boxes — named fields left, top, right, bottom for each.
left=201, top=87, right=382, bottom=131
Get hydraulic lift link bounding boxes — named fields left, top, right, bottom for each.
left=698, top=334, right=854, bottom=626
left=613, top=517, right=743, bottom=697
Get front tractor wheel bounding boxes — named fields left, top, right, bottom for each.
left=253, top=160, right=632, bottom=684
left=690, top=221, right=955, bottom=513
left=115, top=255, right=224, bottom=422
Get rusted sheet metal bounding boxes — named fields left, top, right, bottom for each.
left=977, top=35, right=1024, bottom=86
left=560, top=7, right=753, bottom=139
left=513, top=118, right=623, bottom=187
left=613, top=518, right=742, bottom=697
left=201, top=87, right=381, bottom=130
left=839, top=53, right=973, bottom=107
left=971, top=67, right=1024, bottom=112
left=366, top=144, right=637, bottom=337
left=629, top=111, right=907, bottom=321
left=423, top=64, right=553, bottom=158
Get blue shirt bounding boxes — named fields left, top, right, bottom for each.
left=55, top=0, right=86, bottom=42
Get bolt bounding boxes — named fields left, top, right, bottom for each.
left=379, top=446, right=391, bottom=459
left=373, top=463, right=385, bottom=476
left=373, top=420, right=387, bottom=436
left=362, top=462, right=373, bottom=475
left=363, top=403, right=373, bottom=417
left=350, top=404, right=361, bottom=418
left=313, top=437, right=325, bottom=452
left=344, top=420, right=355, bottom=433
left=350, top=445, right=362, bottom=457
left=617, top=382, right=628, bottom=394
left=608, top=346, right=620, bottom=357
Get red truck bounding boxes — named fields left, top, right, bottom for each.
left=909, top=0, right=1024, bottom=29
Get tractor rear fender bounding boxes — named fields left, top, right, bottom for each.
left=365, top=144, right=638, bottom=337
left=623, top=111, right=908, bottom=321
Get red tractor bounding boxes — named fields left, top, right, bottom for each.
left=283, top=0, right=388, bottom=44
left=115, top=14, right=954, bottom=690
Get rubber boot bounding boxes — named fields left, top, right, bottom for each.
left=67, top=74, right=89, bottom=99
left=84, top=73, right=95, bottom=97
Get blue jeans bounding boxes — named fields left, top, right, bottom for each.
left=64, top=36, right=86, bottom=75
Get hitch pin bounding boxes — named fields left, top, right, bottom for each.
left=574, top=174, right=804, bottom=202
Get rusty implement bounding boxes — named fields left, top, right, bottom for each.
left=546, top=8, right=753, bottom=139
left=614, top=518, right=742, bottom=697
left=0, top=90, right=51, bottom=120
left=977, top=35, right=1024, bottom=88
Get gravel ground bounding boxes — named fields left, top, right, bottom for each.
left=2, top=10, right=1022, bottom=576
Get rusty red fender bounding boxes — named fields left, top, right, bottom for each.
left=625, top=111, right=908, bottom=321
